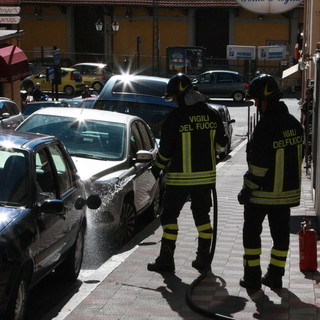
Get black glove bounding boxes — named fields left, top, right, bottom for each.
left=238, top=187, right=252, bottom=205
left=151, top=165, right=161, bottom=180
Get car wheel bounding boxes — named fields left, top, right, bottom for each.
left=113, top=200, right=136, bottom=247
left=92, top=82, right=103, bottom=92
left=232, top=91, right=245, bottom=102
left=5, top=271, right=29, bottom=320
left=55, top=225, right=85, bottom=283
left=64, top=85, right=75, bottom=96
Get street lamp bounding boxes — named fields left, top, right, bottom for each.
left=111, top=20, right=120, bottom=33
left=95, top=19, right=119, bottom=34
left=95, top=19, right=103, bottom=32
left=94, top=19, right=120, bottom=65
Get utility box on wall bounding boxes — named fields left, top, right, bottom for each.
left=166, top=46, right=205, bottom=77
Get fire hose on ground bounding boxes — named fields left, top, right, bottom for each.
left=185, top=187, right=235, bottom=320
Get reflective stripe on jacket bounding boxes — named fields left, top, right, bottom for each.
left=155, top=101, right=228, bottom=187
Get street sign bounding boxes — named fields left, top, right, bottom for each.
left=53, top=48, right=61, bottom=66
left=258, top=46, right=286, bottom=61
left=0, top=6, right=20, bottom=14
left=46, top=67, right=55, bottom=81
left=0, top=15, right=20, bottom=24
left=227, top=45, right=256, bottom=60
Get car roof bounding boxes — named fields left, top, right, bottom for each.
left=29, top=107, right=143, bottom=125
left=107, top=74, right=170, bottom=83
left=0, top=97, right=14, bottom=102
left=72, top=62, right=109, bottom=67
left=201, top=70, right=241, bottom=75
left=0, top=129, right=55, bottom=149
left=25, top=101, right=63, bottom=106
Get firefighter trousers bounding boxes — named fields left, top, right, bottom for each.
left=243, top=203, right=290, bottom=276
left=160, top=186, right=213, bottom=251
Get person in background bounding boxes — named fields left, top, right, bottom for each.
left=82, top=85, right=92, bottom=98
left=238, top=74, right=304, bottom=289
left=32, top=83, right=45, bottom=101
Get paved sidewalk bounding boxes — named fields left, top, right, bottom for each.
left=60, top=140, right=319, bottom=320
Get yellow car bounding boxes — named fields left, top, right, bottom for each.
left=21, top=67, right=85, bottom=96
left=71, top=63, right=113, bottom=93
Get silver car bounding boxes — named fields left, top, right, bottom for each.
left=16, top=107, right=160, bottom=246
left=191, top=70, right=249, bottom=102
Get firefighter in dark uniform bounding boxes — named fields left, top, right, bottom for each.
left=147, top=73, right=228, bottom=273
left=238, top=74, right=303, bottom=289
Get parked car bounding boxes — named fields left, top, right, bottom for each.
left=61, top=96, right=97, bottom=109
left=191, top=70, right=249, bottom=102
left=209, top=102, right=235, bottom=158
left=0, top=97, right=24, bottom=129
left=71, top=63, right=114, bottom=92
left=16, top=107, right=160, bottom=246
left=0, top=130, right=99, bottom=320
left=22, top=100, right=68, bottom=119
left=21, top=67, right=85, bottom=96
left=60, top=98, right=84, bottom=108
left=93, top=75, right=177, bottom=139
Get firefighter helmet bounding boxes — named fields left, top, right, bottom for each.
left=164, top=73, right=192, bottom=100
left=246, top=74, right=281, bottom=102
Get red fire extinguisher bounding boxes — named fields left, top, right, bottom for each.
left=298, top=218, right=318, bottom=271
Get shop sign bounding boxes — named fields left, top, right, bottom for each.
left=0, top=15, right=20, bottom=24
left=0, top=6, right=20, bottom=14
left=235, top=0, right=303, bottom=14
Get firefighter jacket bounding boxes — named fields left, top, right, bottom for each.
left=243, top=101, right=303, bottom=206
left=154, top=95, right=228, bottom=187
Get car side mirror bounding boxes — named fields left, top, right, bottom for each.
left=228, top=119, right=236, bottom=124
left=0, top=113, right=10, bottom=120
left=75, top=195, right=101, bottom=210
left=135, top=150, right=154, bottom=163
left=40, top=199, right=64, bottom=214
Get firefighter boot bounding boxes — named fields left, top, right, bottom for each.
left=262, top=266, right=283, bottom=289
left=147, top=242, right=175, bottom=272
left=192, top=238, right=212, bottom=273
left=239, top=267, right=262, bottom=290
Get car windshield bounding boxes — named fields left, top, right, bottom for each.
left=18, top=115, right=126, bottom=160
left=112, top=79, right=167, bottom=97
left=0, top=149, right=28, bottom=206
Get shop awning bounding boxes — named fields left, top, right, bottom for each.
left=282, top=63, right=302, bottom=87
left=0, top=44, right=30, bottom=82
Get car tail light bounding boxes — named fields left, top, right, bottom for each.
left=102, top=75, right=107, bottom=81
left=70, top=73, right=75, bottom=81
left=244, top=82, right=249, bottom=90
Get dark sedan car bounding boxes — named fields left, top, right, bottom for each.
left=0, top=131, right=99, bottom=320
left=191, top=70, right=249, bottom=102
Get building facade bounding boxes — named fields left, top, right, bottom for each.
left=19, top=0, right=303, bottom=83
